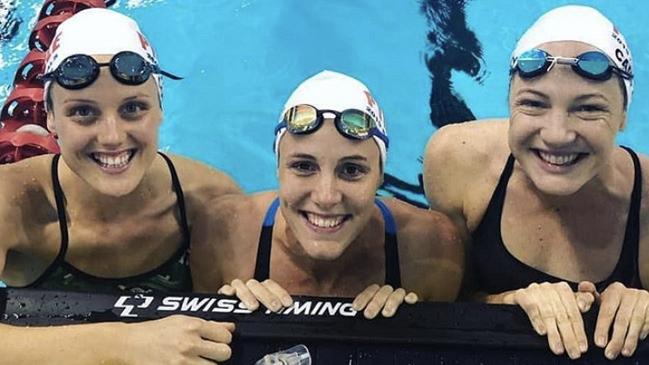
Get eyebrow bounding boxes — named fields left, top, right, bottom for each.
left=287, top=154, right=369, bottom=162
left=514, top=88, right=549, bottom=99
left=340, top=155, right=368, bottom=162
left=62, top=98, right=97, bottom=104
left=288, top=153, right=316, bottom=160
left=123, top=93, right=152, bottom=101
left=573, top=93, right=609, bottom=103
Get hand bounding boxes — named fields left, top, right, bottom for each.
left=594, top=282, right=649, bottom=360
left=352, top=284, right=418, bottom=319
left=510, top=281, right=596, bottom=359
left=122, top=315, right=235, bottom=364
left=218, top=278, right=293, bottom=312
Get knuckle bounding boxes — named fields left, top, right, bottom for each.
left=555, top=312, right=569, bottom=324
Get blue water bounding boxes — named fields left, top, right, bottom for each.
left=1, top=0, right=648, bottom=288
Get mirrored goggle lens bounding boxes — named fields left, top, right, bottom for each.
left=575, top=51, right=611, bottom=78
left=111, top=52, right=151, bottom=85
left=284, top=105, right=318, bottom=133
left=57, top=55, right=97, bottom=88
left=516, top=49, right=548, bottom=75
left=339, top=109, right=374, bottom=138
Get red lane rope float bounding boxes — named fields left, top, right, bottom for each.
left=39, top=0, right=106, bottom=19
left=13, top=50, right=46, bottom=89
left=0, top=0, right=111, bottom=164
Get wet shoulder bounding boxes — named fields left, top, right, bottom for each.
left=425, top=119, right=509, bottom=166
left=379, top=198, right=461, bottom=252
left=164, top=153, right=242, bottom=198
left=205, top=191, right=276, bottom=236
left=0, top=155, right=55, bottom=251
left=423, top=119, right=510, bottom=189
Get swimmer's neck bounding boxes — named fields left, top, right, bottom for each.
left=56, top=158, right=162, bottom=217
left=273, top=215, right=377, bottom=289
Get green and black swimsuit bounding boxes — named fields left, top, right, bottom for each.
left=10, top=152, right=193, bottom=294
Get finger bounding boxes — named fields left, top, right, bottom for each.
left=605, top=291, right=637, bottom=359
left=595, top=284, right=622, bottom=348
left=557, top=283, right=588, bottom=355
left=352, top=284, right=380, bottom=311
left=514, top=285, right=546, bottom=335
left=642, top=307, right=649, bottom=340
left=231, top=279, right=259, bottom=311
left=262, top=279, right=294, bottom=308
left=364, top=285, right=394, bottom=319
left=577, top=281, right=598, bottom=296
left=200, top=322, right=234, bottom=344
left=404, top=292, right=418, bottom=304
left=575, top=292, right=595, bottom=313
left=217, top=284, right=235, bottom=296
left=545, top=284, right=576, bottom=358
left=247, top=279, right=282, bottom=312
left=197, top=342, right=233, bottom=363
left=381, top=288, right=406, bottom=317
left=622, top=298, right=647, bottom=357
left=215, top=321, right=235, bottom=332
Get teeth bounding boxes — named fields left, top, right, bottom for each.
left=91, top=150, right=133, bottom=169
left=306, top=212, right=345, bottom=228
left=538, top=151, right=579, bottom=166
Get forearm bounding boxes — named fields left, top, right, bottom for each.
left=0, top=322, right=130, bottom=365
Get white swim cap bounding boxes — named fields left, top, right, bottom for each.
left=512, top=5, right=633, bottom=109
left=274, top=70, right=388, bottom=169
left=44, top=8, right=162, bottom=109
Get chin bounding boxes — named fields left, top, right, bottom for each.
left=528, top=173, right=588, bottom=196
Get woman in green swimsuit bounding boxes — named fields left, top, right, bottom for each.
left=0, top=8, right=239, bottom=364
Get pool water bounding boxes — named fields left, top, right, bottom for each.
left=1, top=0, right=648, bottom=287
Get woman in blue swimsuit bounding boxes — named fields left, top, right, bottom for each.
left=191, top=70, right=463, bottom=319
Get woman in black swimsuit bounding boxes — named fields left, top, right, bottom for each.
left=0, top=8, right=240, bottom=364
left=423, top=5, right=649, bottom=361
left=191, top=70, right=463, bottom=319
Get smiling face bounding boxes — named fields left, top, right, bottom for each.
left=277, top=120, right=382, bottom=261
left=47, top=54, right=162, bottom=197
left=508, top=41, right=627, bottom=196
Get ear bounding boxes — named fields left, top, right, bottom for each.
left=619, top=112, right=628, bottom=131
left=46, top=110, right=56, bottom=135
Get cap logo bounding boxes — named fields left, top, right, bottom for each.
left=363, top=90, right=376, bottom=108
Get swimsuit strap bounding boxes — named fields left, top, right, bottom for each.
left=375, top=199, right=401, bottom=287
left=254, top=198, right=280, bottom=281
left=158, top=152, right=191, bottom=251
left=29, top=154, right=69, bottom=287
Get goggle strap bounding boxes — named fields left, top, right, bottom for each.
left=159, top=69, right=183, bottom=80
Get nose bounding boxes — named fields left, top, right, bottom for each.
left=96, top=114, right=126, bottom=147
left=311, top=173, right=342, bottom=210
left=539, top=111, right=577, bottom=147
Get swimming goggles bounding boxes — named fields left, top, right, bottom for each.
left=275, top=104, right=389, bottom=147
left=511, top=48, right=633, bottom=81
left=41, top=51, right=181, bottom=90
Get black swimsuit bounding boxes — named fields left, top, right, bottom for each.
left=253, top=198, right=402, bottom=287
left=471, top=146, right=642, bottom=294
left=10, top=152, right=193, bottom=294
